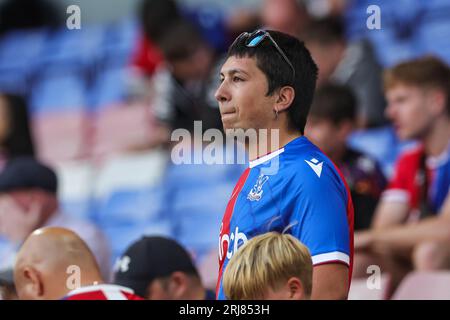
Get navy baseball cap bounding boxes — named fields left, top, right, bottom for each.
left=113, top=236, right=199, bottom=298
left=0, top=269, right=13, bottom=285
left=0, top=157, right=57, bottom=194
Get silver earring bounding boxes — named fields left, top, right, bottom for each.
left=275, top=109, right=279, bottom=119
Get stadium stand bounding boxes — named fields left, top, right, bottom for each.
left=348, top=273, right=391, bottom=300
left=392, top=271, right=450, bottom=300
left=1, top=0, right=450, bottom=300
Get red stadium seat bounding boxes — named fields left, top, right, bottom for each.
left=348, top=273, right=391, bottom=300
left=92, top=103, right=163, bottom=159
left=198, top=249, right=219, bottom=291
left=392, top=271, right=450, bottom=300
left=32, top=111, right=91, bottom=165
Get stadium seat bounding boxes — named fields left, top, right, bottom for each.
left=0, top=29, right=47, bottom=72
left=89, top=67, right=129, bottom=110
left=103, top=221, right=173, bottom=265
left=32, top=112, right=91, bottom=164
left=92, top=149, right=170, bottom=262
left=165, top=159, right=245, bottom=263
left=56, top=160, right=96, bottom=221
left=348, top=273, right=391, bottom=300
left=29, top=72, right=88, bottom=114
left=92, top=103, right=160, bottom=158
left=0, top=29, right=47, bottom=94
left=37, top=26, right=104, bottom=69
left=348, top=125, right=417, bottom=179
left=197, top=249, right=219, bottom=291
left=101, top=18, right=138, bottom=66
left=392, top=271, right=450, bottom=300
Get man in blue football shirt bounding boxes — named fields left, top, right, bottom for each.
left=214, top=30, right=354, bottom=300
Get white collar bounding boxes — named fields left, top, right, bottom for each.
left=249, top=148, right=285, bottom=168
left=66, top=284, right=134, bottom=297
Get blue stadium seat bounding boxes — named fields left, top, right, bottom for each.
left=0, top=29, right=47, bottom=72
left=164, top=160, right=245, bottom=263
left=92, top=150, right=170, bottom=262
left=89, top=67, right=129, bottom=110
left=345, top=0, right=450, bottom=66
left=29, top=71, right=87, bottom=114
left=0, top=29, right=47, bottom=94
left=348, top=125, right=417, bottom=179
left=416, top=0, right=450, bottom=64
left=101, top=18, right=139, bottom=67
left=104, top=222, right=173, bottom=265
left=37, top=26, right=104, bottom=69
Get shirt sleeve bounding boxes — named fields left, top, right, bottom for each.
left=381, top=154, right=411, bottom=204
left=289, top=163, right=351, bottom=267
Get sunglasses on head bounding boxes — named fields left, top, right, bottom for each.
left=232, top=29, right=296, bottom=82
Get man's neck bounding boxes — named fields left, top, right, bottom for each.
left=248, top=128, right=301, bottom=161
left=423, top=117, right=450, bottom=157
left=327, top=144, right=348, bottom=165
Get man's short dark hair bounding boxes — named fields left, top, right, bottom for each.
left=301, top=17, right=345, bottom=45
left=139, top=0, right=181, bottom=43
left=158, top=19, right=205, bottom=63
left=227, top=30, right=318, bottom=134
left=309, top=83, right=357, bottom=125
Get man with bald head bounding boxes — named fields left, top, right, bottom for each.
left=14, top=227, right=142, bottom=300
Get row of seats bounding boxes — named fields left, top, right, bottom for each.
left=345, top=0, right=450, bottom=67
left=0, top=18, right=138, bottom=110
left=56, top=147, right=245, bottom=266
left=349, top=271, right=450, bottom=300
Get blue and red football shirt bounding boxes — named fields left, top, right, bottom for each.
left=216, top=136, right=354, bottom=299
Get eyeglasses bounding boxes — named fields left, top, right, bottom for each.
left=232, top=29, right=296, bottom=82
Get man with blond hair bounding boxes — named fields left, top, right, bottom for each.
left=355, top=56, right=450, bottom=294
left=223, top=232, right=312, bottom=300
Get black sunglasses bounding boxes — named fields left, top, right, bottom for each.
left=232, top=29, right=296, bottom=81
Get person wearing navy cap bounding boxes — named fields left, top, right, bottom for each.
left=114, top=236, right=215, bottom=300
left=0, top=157, right=111, bottom=279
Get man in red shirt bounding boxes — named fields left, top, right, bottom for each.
left=354, top=57, right=450, bottom=295
left=14, top=227, right=142, bottom=300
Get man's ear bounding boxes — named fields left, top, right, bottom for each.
left=336, top=119, right=354, bottom=141
left=427, top=88, right=447, bottom=116
left=168, top=272, right=189, bottom=299
left=287, top=277, right=306, bottom=300
left=274, top=86, right=295, bottom=114
left=22, top=266, right=45, bottom=300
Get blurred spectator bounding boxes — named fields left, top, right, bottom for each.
left=14, top=227, right=142, bottom=300
left=302, top=17, right=386, bottom=128
left=306, top=84, right=386, bottom=230
left=260, top=0, right=311, bottom=37
left=0, top=0, right=62, bottom=35
left=0, top=157, right=111, bottom=278
left=131, top=0, right=180, bottom=76
left=0, top=269, right=17, bottom=300
left=133, top=0, right=229, bottom=78
left=354, top=57, right=450, bottom=295
left=0, top=94, right=35, bottom=170
left=114, top=236, right=214, bottom=300
left=223, top=232, right=312, bottom=300
left=151, top=19, right=222, bottom=132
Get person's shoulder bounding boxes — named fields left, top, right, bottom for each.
left=395, top=144, right=423, bottom=168
left=283, top=138, right=343, bottom=187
